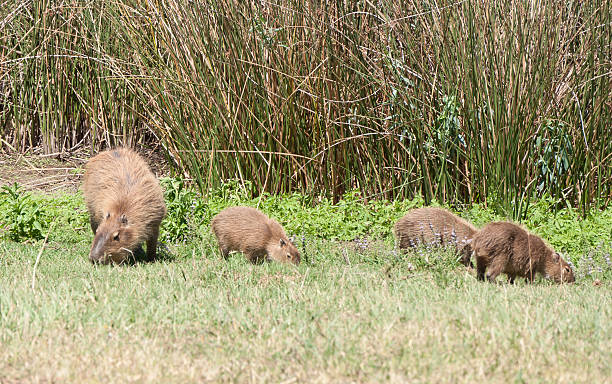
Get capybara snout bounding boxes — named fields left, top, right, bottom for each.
left=550, top=252, right=575, bottom=283
left=89, top=213, right=135, bottom=264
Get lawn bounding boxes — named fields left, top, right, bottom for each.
left=1, top=231, right=610, bottom=383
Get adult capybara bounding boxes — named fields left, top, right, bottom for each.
left=394, top=207, right=477, bottom=267
left=83, top=148, right=166, bottom=264
left=211, top=206, right=300, bottom=265
left=471, top=221, right=575, bottom=284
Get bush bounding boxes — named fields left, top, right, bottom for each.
left=0, top=184, right=45, bottom=241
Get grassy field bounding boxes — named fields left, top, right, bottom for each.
left=1, top=228, right=610, bottom=383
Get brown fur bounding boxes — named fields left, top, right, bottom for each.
left=82, top=148, right=166, bottom=264
left=471, top=221, right=575, bottom=284
left=211, top=206, right=300, bottom=265
left=394, top=207, right=477, bottom=267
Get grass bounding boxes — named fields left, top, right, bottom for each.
left=1, top=184, right=611, bottom=382
left=1, top=236, right=610, bottom=383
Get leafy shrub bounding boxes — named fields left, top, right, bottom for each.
left=0, top=184, right=46, bottom=241
left=2, top=179, right=611, bottom=281
left=159, top=177, right=207, bottom=244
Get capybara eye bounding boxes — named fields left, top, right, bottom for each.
left=287, top=254, right=291, bottom=259
left=113, top=233, right=120, bottom=241
left=106, top=213, right=110, bottom=219
left=121, top=214, right=128, bottom=225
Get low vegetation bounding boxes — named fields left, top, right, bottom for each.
left=2, top=179, right=611, bottom=278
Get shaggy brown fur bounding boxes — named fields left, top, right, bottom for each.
left=211, top=206, right=300, bottom=265
left=83, top=148, right=166, bottom=264
left=394, top=207, right=477, bottom=267
left=471, top=221, right=575, bottom=284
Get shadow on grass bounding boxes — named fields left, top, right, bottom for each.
left=120, top=243, right=176, bottom=266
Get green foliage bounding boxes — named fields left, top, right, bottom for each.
left=534, top=121, right=573, bottom=196
left=159, top=177, right=207, bottom=243
left=31, top=192, right=90, bottom=244
left=1, top=180, right=610, bottom=277
left=0, top=184, right=45, bottom=241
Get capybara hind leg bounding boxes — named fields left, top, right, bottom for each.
left=219, top=246, right=230, bottom=259
left=476, top=257, right=487, bottom=281
left=146, top=226, right=160, bottom=261
left=508, top=275, right=515, bottom=284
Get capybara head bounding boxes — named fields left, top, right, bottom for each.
left=268, top=238, right=301, bottom=265
left=89, top=212, right=135, bottom=264
left=545, top=252, right=575, bottom=283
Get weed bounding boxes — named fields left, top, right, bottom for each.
left=0, top=183, right=45, bottom=241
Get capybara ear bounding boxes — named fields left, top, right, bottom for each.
left=280, top=238, right=286, bottom=247
left=552, top=252, right=560, bottom=262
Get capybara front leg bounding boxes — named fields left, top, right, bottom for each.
left=485, top=254, right=508, bottom=283
left=89, top=216, right=99, bottom=234
left=146, top=225, right=160, bottom=261
left=219, top=246, right=230, bottom=259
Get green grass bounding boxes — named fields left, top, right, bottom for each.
left=1, top=185, right=611, bottom=382
left=1, top=236, right=610, bottom=383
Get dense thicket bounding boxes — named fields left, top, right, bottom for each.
left=1, top=0, right=610, bottom=215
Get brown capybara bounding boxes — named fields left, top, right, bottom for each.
left=83, top=148, right=166, bottom=264
left=471, top=221, right=575, bottom=284
left=211, top=206, right=300, bottom=265
left=394, top=207, right=477, bottom=267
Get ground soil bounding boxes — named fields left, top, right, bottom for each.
left=0, top=147, right=171, bottom=193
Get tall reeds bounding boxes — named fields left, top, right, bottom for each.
left=1, top=0, right=610, bottom=215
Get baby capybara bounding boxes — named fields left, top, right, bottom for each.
left=211, top=206, right=300, bottom=265
left=83, top=148, right=166, bottom=264
left=394, top=207, right=477, bottom=267
left=471, top=221, right=575, bottom=284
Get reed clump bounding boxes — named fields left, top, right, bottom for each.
left=1, top=0, right=610, bottom=213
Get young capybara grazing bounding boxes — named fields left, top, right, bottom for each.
left=211, top=206, right=300, bottom=265
left=83, top=148, right=166, bottom=264
left=394, top=207, right=477, bottom=267
left=471, top=221, right=575, bottom=284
